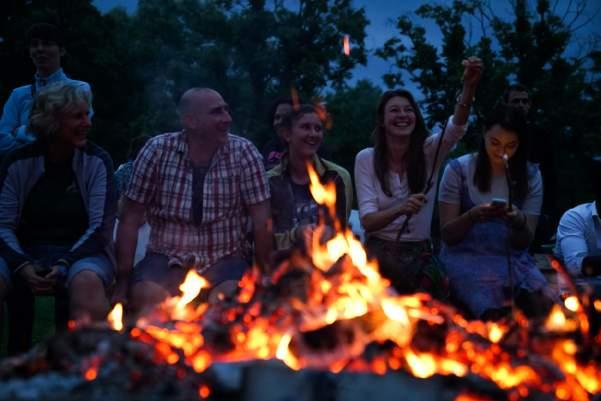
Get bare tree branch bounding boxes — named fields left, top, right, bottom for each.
left=568, top=4, right=601, bottom=34
left=561, top=0, right=575, bottom=22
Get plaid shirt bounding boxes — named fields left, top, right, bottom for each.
left=126, top=132, right=269, bottom=269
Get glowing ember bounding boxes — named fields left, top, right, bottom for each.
left=198, top=384, right=211, bottom=399
left=84, top=367, right=97, bottom=381
left=455, top=393, right=494, bottom=401
left=564, top=295, right=579, bottom=312
left=82, top=355, right=101, bottom=381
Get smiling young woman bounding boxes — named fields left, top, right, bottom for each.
left=354, top=58, right=483, bottom=299
left=267, top=104, right=353, bottom=251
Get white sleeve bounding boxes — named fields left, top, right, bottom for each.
left=438, top=161, right=462, bottom=205
left=424, top=115, right=468, bottom=159
left=354, top=150, right=379, bottom=218
left=522, top=167, right=543, bottom=216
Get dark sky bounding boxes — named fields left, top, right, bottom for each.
left=93, top=0, right=601, bottom=88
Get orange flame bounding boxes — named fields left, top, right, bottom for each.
left=290, top=87, right=300, bottom=111
left=84, top=367, right=97, bottom=381
left=342, top=34, right=350, bottom=56
left=99, top=161, right=601, bottom=401
left=82, top=355, right=101, bottom=381
left=108, top=302, right=124, bottom=331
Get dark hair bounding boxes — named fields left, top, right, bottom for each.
left=279, top=104, right=320, bottom=132
left=503, top=83, right=529, bottom=103
left=268, top=97, right=293, bottom=124
left=127, top=135, right=152, bottom=161
left=26, top=23, right=63, bottom=47
left=473, top=103, right=530, bottom=201
left=372, top=90, right=428, bottom=196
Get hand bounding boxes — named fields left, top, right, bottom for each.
left=467, top=202, right=505, bottom=224
left=295, top=223, right=317, bottom=245
left=462, top=57, right=483, bottom=87
left=44, top=264, right=64, bottom=286
left=399, top=193, right=427, bottom=216
left=505, top=206, right=528, bottom=230
left=111, top=277, right=129, bottom=306
left=19, top=263, right=54, bottom=295
left=208, top=280, right=238, bottom=304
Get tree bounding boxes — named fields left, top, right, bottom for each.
left=126, top=0, right=369, bottom=146
left=1, top=0, right=369, bottom=165
left=325, top=79, right=381, bottom=177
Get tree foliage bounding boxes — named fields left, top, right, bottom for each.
left=0, top=0, right=369, bottom=162
left=325, top=79, right=381, bottom=177
left=377, top=0, right=601, bottom=206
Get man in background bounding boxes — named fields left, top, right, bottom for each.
left=504, top=84, right=558, bottom=251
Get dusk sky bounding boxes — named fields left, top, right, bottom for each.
left=92, top=0, right=601, bottom=88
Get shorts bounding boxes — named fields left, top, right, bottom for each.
left=130, top=252, right=249, bottom=295
left=0, top=244, right=114, bottom=289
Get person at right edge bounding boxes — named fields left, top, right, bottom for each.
left=554, top=159, right=601, bottom=286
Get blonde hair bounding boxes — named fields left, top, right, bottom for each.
left=28, top=82, right=92, bottom=140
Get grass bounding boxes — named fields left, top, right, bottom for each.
left=1, top=296, right=57, bottom=357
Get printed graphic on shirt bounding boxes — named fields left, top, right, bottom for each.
left=291, top=182, right=319, bottom=226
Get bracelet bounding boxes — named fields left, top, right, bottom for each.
left=456, top=100, right=470, bottom=109
left=455, top=93, right=474, bottom=109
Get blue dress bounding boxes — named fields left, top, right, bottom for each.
left=439, top=158, right=547, bottom=317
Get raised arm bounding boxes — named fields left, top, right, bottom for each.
left=452, top=57, right=483, bottom=126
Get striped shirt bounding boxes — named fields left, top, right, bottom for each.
left=126, top=132, right=269, bottom=269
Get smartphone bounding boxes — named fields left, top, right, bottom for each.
left=490, top=198, right=507, bottom=208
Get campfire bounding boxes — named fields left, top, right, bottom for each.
left=2, top=165, right=601, bottom=401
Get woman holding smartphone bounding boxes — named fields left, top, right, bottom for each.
left=438, top=103, right=552, bottom=320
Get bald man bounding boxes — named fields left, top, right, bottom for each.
left=115, top=88, right=272, bottom=314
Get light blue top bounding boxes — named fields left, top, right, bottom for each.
left=0, top=68, right=92, bottom=156
left=554, top=201, right=601, bottom=276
